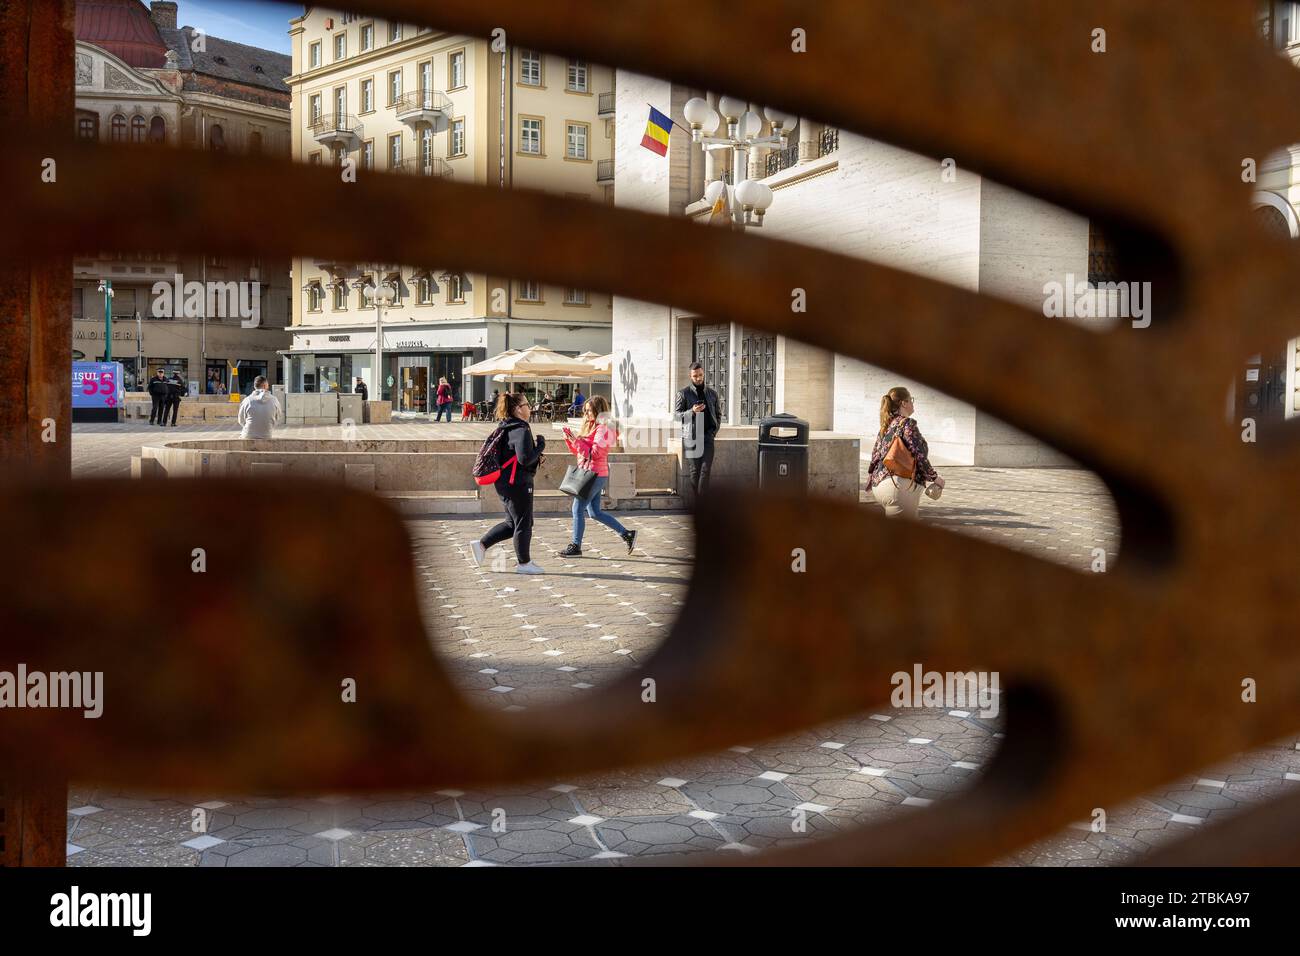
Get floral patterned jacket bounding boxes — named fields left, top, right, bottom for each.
left=867, top=416, right=939, bottom=489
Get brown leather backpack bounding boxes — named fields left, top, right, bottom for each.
left=882, top=427, right=915, bottom=479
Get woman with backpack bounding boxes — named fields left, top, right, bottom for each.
left=434, top=376, right=454, bottom=422
left=556, top=396, right=637, bottom=557
left=470, top=391, right=547, bottom=574
left=866, top=386, right=944, bottom=519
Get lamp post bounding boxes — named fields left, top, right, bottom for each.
left=96, top=279, right=114, bottom=361
left=359, top=272, right=396, bottom=405
left=683, top=96, right=790, bottom=227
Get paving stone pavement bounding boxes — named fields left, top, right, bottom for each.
left=64, top=428, right=1300, bottom=865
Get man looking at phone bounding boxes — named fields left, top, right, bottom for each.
left=673, top=361, right=722, bottom=496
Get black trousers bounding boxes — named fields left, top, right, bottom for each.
left=165, top=398, right=179, bottom=425
left=686, top=439, right=715, bottom=495
left=149, top=395, right=164, bottom=424
left=481, top=484, right=534, bottom=563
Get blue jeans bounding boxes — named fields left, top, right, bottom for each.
left=434, top=402, right=453, bottom=422
left=572, top=475, right=628, bottom=544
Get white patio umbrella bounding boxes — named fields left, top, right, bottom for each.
left=462, top=349, right=520, bottom=377
left=473, top=347, right=596, bottom=404
left=586, top=352, right=613, bottom=374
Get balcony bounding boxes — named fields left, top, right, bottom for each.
left=764, top=143, right=800, bottom=177
left=394, top=90, right=452, bottom=131
left=310, top=113, right=362, bottom=151
left=819, top=127, right=839, bottom=157
left=394, top=157, right=454, bottom=179
left=598, top=91, right=615, bottom=116
left=596, top=158, right=613, bottom=183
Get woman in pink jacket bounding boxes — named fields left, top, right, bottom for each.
left=557, top=395, right=637, bottom=557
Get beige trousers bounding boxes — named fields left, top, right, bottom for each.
left=872, top=476, right=923, bottom=519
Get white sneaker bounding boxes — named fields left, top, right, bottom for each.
left=516, top=561, right=544, bottom=575
left=469, top=540, right=486, bottom=567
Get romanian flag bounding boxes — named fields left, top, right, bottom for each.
left=640, top=106, right=672, bottom=156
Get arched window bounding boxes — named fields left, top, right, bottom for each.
left=249, top=130, right=262, bottom=154
left=110, top=114, right=127, bottom=142
left=130, top=115, right=146, bottom=143
left=209, top=123, right=225, bottom=151
left=1254, top=204, right=1292, bottom=239
left=148, top=115, right=166, bottom=143
left=77, top=113, right=98, bottom=141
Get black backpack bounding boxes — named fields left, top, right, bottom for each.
left=471, top=425, right=518, bottom=485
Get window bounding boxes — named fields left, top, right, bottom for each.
left=415, top=274, right=433, bottom=304
left=388, top=133, right=402, bottom=168
left=359, top=276, right=374, bottom=309
left=307, top=284, right=323, bottom=311
left=130, top=115, right=146, bottom=142
left=388, top=22, right=402, bottom=42
left=309, top=93, right=322, bottom=123
left=566, top=122, right=588, bottom=160
left=447, top=273, right=465, bottom=302
left=420, top=127, right=433, bottom=169
left=567, top=59, right=588, bottom=92
left=360, top=77, right=374, bottom=112
left=333, top=32, right=346, bottom=61
left=449, top=118, right=465, bottom=157
left=309, top=151, right=322, bottom=164
left=72, top=287, right=83, bottom=317
left=209, top=123, right=225, bottom=151
left=388, top=69, right=402, bottom=105
left=110, top=113, right=126, bottom=142
left=334, top=86, right=346, bottom=118
left=249, top=130, right=262, bottom=154
left=385, top=273, right=402, bottom=305
left=333, top=283, right=347, bottom=310
left=77, top=114, right=97, bottom=140
left=519, top=117, right=542, bottom=155
left=449, top=50, right=465, bottom=88
left=361, top=140, right=374, bottom=169
left=518, top=280, right=541, bottom=302
left=309, top=41, right=321, bottom=68
left=564, top=288, right=588, bottom=305
left=419, top=59, right=432, bottom=94
left=360, top=23, right=373, bottom=51
left=149, top=115, right=165, bottom=142
left=520, top=50, right=542, bottom=86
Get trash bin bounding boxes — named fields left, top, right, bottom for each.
left=758, top=412, right=810, bottom=493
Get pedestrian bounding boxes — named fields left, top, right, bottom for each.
left=557, top=395, right=636, bottom=557
left=470, top=391, right=546, bottom=575
left=567, top=387, right=585, bottom=419
left=354, top=377, right=368, bottom=401
left=147, top=368, right=169, bottom=426
left=164, top=371, right=185, bottom=427
left=867, top=386, right=944, bottom=519
left=434, top=376, right=454, bottom=422
left=238, top=375, right=282, bottom=439
left=673, top=361, right=722, bottom=496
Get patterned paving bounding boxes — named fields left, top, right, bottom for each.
left=64, top=427, right=1300, bottom=865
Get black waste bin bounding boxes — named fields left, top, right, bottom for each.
left=758, top=412, right=810, bottom=493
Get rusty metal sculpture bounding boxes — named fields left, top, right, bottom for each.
left=2, top=0, right=1300, bottom=865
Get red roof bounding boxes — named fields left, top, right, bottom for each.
left=75, top=0, right=168, bottom=69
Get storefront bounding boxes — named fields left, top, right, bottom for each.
left=287, top=325, right=490, bottom=410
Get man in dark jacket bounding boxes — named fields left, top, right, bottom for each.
left=471, top=394, right=547, bottom=574
left=147, top=369, right=170, bottom=426
left=673, top=361, right=722, bottom=495
left=354, top=377, right=368, bottom=401
left=165, top=372, right=186, bottom=427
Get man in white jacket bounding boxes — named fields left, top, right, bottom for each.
left=238, top=375, right=282, bottom=439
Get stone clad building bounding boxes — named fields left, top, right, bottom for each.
left=612, top=74, right=1110, bottom=466
left=72, top=0, right=291, bottom=394
left=284, top=7, right=615, bottom=410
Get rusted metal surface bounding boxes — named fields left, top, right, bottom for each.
left=2, top=0, right=1300, bottom=865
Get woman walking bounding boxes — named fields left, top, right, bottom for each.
left=867, top=386, right=944, bottom=519
left=470, top=392, right=547, bottom=574
left=434, top=376, right=454, bottom=422
left=557, top=396, right=637, bottom=557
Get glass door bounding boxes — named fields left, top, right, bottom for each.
left=399, top=356, right=430, bottom=412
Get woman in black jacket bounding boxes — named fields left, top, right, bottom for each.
left=471, top=392, right=547, bottom=574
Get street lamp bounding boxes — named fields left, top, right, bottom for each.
left=360, top=272, right=396, bottom=404
left=683, top=97, right=791, bottom=228
left=96, top=279, right=114, bottom=361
